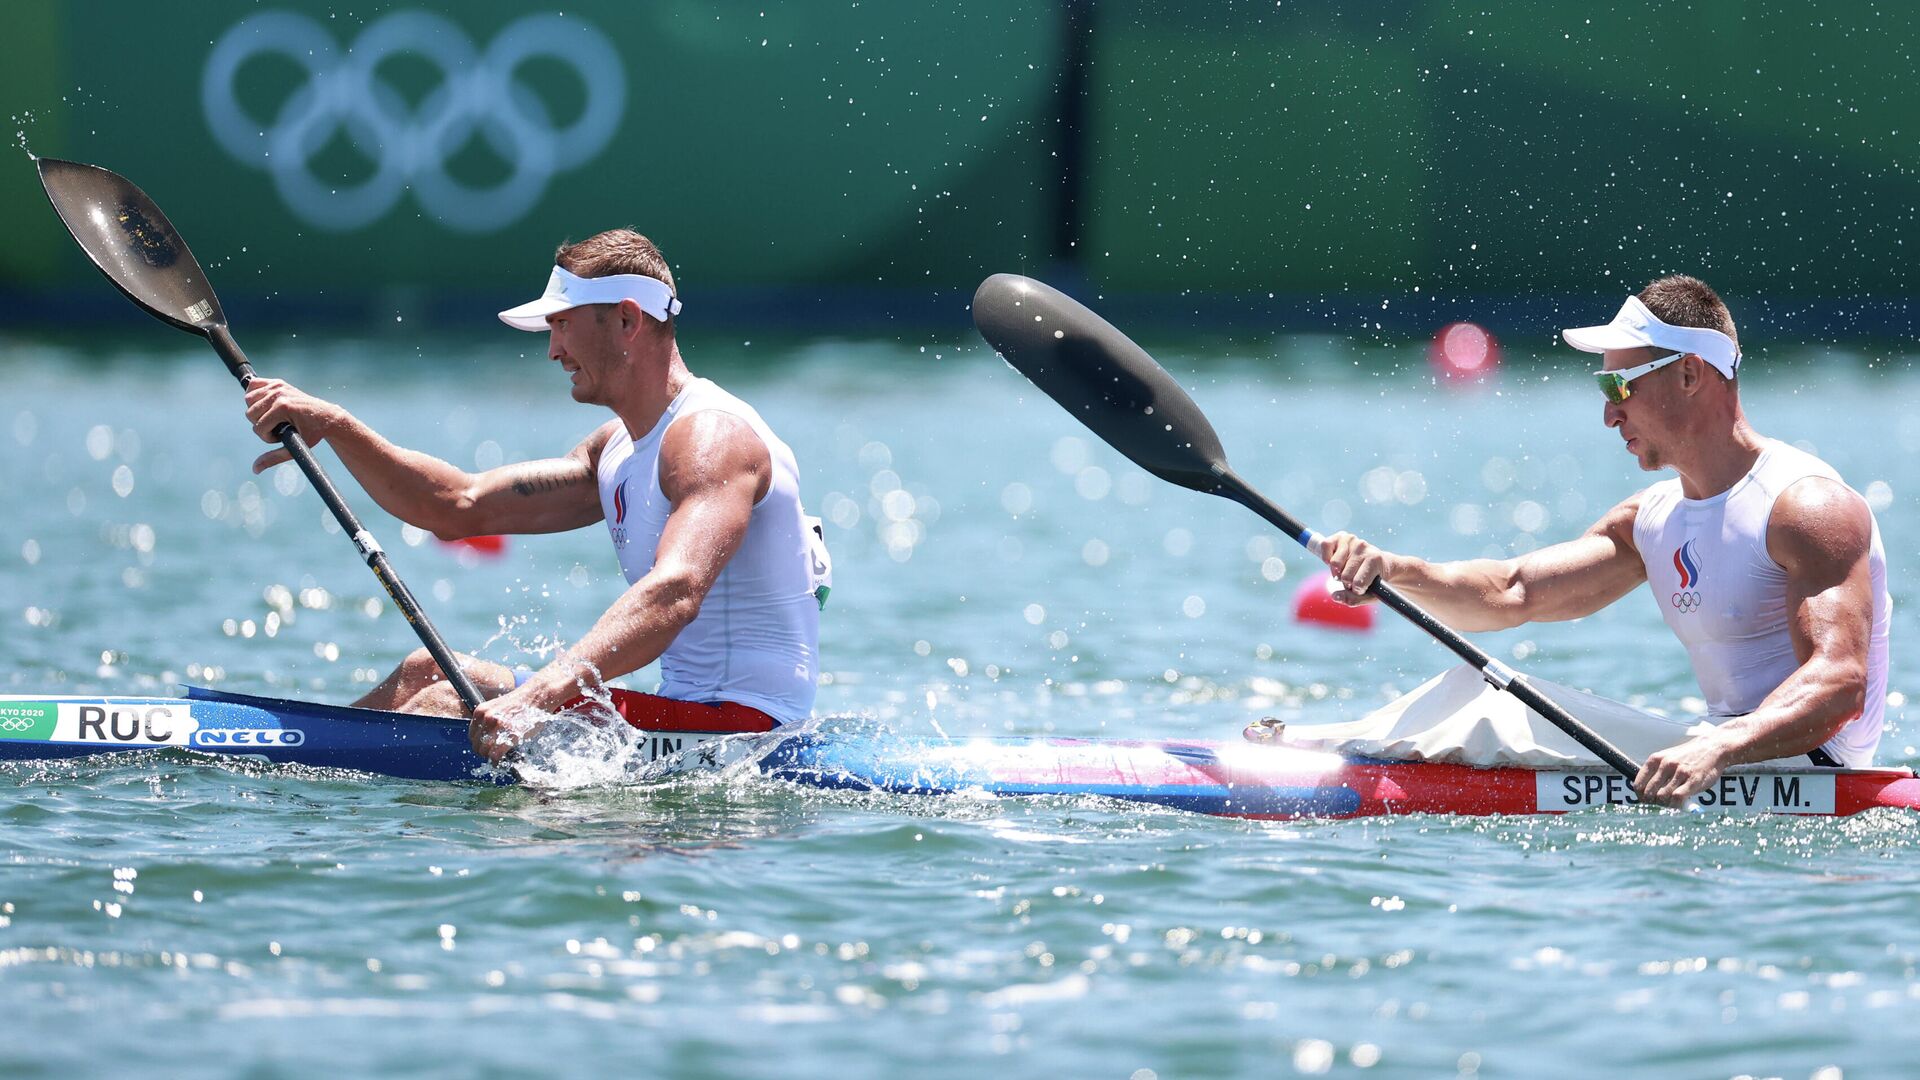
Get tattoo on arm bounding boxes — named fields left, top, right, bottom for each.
left=507, top=460, right=591, bottom=497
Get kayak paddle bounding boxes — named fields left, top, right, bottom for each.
left=35, top=157, right=485, bottom=714
left=971, top=272, right=1641, bottom=782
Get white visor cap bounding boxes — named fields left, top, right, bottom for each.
left=498, top=266, right=683, bottom=332
left=1561, top=295, right=1739, bottom=379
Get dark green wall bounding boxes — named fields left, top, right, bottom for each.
left=4, top=1, right=1063, bottom=299
left=1083, top=1, right=1920, bottom=301
left=6, top=1, right=1916, bottom=313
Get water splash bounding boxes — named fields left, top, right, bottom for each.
left=12, top=109, right=36, bottom=157
left=504, top=665, right=800, bottom=792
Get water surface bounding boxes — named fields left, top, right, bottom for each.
left=3, top=331, right=1916, bottom=1078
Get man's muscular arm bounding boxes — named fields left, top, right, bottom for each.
left=1316, top=494, right=1649, bottom=631
left=441, top=441, right=610, bottom=537
left=1635, top=477, right=1874, bottom=803
left=245, top=378, right=611, bottom=538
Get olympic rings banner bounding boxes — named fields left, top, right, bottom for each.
left=7, top=1, right=1917, bottom=306
left=3, top=1, right=1060, bottom=296
left=202, top=11, right=627, bottom=233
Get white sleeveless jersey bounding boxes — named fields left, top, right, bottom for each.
left=596, top=379, right=825, bottom=724
left=1633, top=440, right=1890, bottom=766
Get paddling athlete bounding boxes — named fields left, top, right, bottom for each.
left=243, top=230, right=829, bottom=761
left=1315, top=276, right=1890, bottom=805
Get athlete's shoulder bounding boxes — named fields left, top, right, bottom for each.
left=681, top=378, right=770, bottom=425
left=1774, top=472, right=1869, bottom=522
left=659, top=409, right=771, bottom=503
left=1622, top=479, right=1681, bottom=526
left=1756, top=438, right=1866, bottom=529
left=663, top=407, right=760, bottom=455
left=1578, top=490, right=1646, bottom=552
left=670, top=378, right=781, bottom=461
left=1757, top=437, right=1845, bottom=485
left=573, top=418, right=626, bottom=469
left=1768, top=474, right=1872, bottom=572
left=583, top=417, right=624, bottom=448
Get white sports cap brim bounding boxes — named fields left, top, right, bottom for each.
left=498, top=266, right=683, bottom=332
left=1561, top=295, right=1739, bottom=379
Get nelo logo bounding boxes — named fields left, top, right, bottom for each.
left=192, top=728, right=306, bottom=747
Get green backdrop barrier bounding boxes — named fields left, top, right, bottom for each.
left=3, top=1, right=1063, bottom=302
left=1084, top=2, right=1920, bottom=302
left=4, top=1, right=1917, bottom=319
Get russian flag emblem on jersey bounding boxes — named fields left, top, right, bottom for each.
left=1673, top=540, right=1700, bottom=588
left=613, top=478, right=628, bottom=525
left=1670, top=540, right=1703, bottom=612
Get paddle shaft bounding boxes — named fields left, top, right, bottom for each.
left=208, top=326, right=486, bottom=714
left=1209, top=465, right=1642, bottom=779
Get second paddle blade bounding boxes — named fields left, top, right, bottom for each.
left=37, top=157, right=225, bottom=336
left=972, top=273, right=1230, bottom=494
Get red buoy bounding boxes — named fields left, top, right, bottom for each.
left=438, top=535, right=508, bottom=558
left=1292, top=570, right=1375, bottom=632
left=1428, top=321, right=1501, bottom=381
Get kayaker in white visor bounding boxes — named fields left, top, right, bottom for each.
left=1314, top=275, right=1890, bottom=805
left=243, top=230, right=830, bottom=762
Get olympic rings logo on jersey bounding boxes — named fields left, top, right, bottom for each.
left=1, top=718, right=34, bottom=732
left=202, top=10, right=627, bottom=232
left=1671, top=591, right=1703, bottom=613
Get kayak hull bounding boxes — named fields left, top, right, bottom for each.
left=0, top=687, right=492, bottom=782
left=2, top=690, right=1916, bottom=818
left=757, top=733, right=1920, bottom=818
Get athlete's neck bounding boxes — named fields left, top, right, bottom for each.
left=611, top=346, right=692, bottom=440
left=1673, top=410, right=1766, bottom=500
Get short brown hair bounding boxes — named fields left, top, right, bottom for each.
left=1638, top=275, right=1737, bottom=354
left=555, top=229, right=676, bottom=293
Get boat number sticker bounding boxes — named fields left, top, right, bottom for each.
left=1537, top=772, right=1837, bottom=815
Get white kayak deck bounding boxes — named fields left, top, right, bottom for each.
left=1273, top=664, right=1850, bottom=770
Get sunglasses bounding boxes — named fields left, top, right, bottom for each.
left=1594, top=352, right=1685, bottom=404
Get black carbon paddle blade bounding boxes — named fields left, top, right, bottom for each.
left=972, top=273, right=1230, bottom=494
left=36, top=157, right=225, bottom=336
